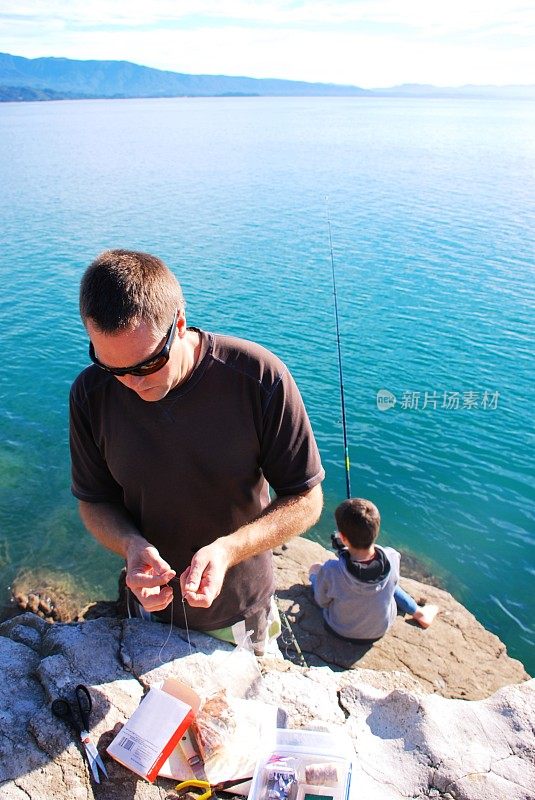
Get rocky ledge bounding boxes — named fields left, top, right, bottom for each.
left=1, top=538, right=533, bottom=800
left=273, top=538, right=530, bottom=700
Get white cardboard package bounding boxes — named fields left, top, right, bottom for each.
left=107, top=686, right=194, bottom=783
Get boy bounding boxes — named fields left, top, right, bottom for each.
left=309, top=498, right=438, bottom=643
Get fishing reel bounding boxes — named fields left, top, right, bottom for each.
left=330, top=532, right=346, bottom=554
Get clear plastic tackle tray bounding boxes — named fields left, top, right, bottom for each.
left=247, top=728, right=353, bottom=800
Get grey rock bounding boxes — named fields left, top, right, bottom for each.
left=0, top=611, right=49, bottom=641
left=1, top=610, right=534, bottom=800
left=2, top=542, right=533, bottom=800
left=119, top=617, right=232, bottom=681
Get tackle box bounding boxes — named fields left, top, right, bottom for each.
left=247, top=728, right=353, bottom=800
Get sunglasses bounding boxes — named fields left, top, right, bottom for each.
left=89, top=310, right=178, bottom=377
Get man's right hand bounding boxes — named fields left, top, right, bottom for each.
left=125, top=539, right=176, bottom=612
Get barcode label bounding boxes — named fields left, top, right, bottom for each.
left=118, top=736, right=135, bottom=752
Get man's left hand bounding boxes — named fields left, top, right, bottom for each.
left=179, top=485, right=323, bottom=608
left=179, top=540, right=230, bottom=608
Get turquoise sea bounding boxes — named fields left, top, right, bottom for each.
left=0, top=97, right=533, bottom=673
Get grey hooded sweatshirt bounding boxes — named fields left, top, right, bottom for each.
left=312, top=545, right=401, bottom=641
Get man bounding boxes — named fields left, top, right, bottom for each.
left=70, top=249, right=324, bottom=653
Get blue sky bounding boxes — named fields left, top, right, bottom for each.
left=1, top=1, right=534, bottom=87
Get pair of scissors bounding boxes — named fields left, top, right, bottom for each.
left=174, top=777, right=253, bottom=800
left=51, top=683, right=108, bottom=783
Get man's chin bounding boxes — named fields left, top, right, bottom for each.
left=133, top=386, right=169, bottom=402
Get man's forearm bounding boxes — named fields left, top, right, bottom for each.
left=79, top=500, right=176, bottom=612
left=180, top=483, right=323, bottom=607
left=221, top=483, right=323, bottom=568
left=78, top=500, right=147, bottom=558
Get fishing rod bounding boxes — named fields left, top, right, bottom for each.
left=326, top=200, right=351, bottom=500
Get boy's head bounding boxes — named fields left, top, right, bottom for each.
left=334, top=498, right=381, bottom=549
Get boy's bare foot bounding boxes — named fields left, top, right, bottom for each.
left=412, top=604, right=439, bottom=629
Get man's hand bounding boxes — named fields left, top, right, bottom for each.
left=77, top=501, right=177, bottom=613
left=126, top=540, right=176, bottom=613
left=179, top=485, right=323, bottom=609
left=179, top=540, right=231, bottom=608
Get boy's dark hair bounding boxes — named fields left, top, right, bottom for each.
left=334, top=498, right=381, bottom=549
left=80, top=249, right=184, bottom=334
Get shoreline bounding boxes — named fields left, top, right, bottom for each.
left=1, top=539, right=531, bottom=683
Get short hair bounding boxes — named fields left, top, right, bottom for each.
left=334, top=498, right=381, bottom=549
left=80, top=249, right=184, bottom=334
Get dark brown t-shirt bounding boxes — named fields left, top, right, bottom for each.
left=70, top=329, right=324, bottom=630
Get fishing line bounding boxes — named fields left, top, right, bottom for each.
left=149, top=205, right=353, bottom=664
left=154, top=583, right=193, bottom=666
left=126, top=581, right=182, bottom=666
left=181, top=595, right=193, bottom=656
left=326, top=198, right=352, bottom=499
left=157, top=593, right=175, bottom=664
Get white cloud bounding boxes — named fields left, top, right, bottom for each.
left=1, top=1, right=534, bottom=87
left=3, top=0, right=534, bottom=30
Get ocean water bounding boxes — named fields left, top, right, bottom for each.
left=0, top=97, right=533, bottom=673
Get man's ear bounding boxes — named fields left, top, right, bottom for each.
left=337, top=531, right=350, bottom=547
left=176, top=309, right=187, bottom=336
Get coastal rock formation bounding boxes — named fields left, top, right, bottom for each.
left=3, top=538, right=529, bottom=703
left=0, top=613, right=533, bottom=800
left=7, top=567, right=92, bottom=622
left=273, top=538, right=530, bottom=700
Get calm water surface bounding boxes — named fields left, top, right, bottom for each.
left=0, top=97, right=533, bottom=672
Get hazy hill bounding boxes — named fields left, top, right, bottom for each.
left=0, top=52, right=369, bottom=99
left=1, top=53, right=534, bottom=102
left=372, top=82, right=535, bottom=99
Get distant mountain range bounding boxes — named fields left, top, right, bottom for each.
left=1, top=53, right=534, bottom=102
